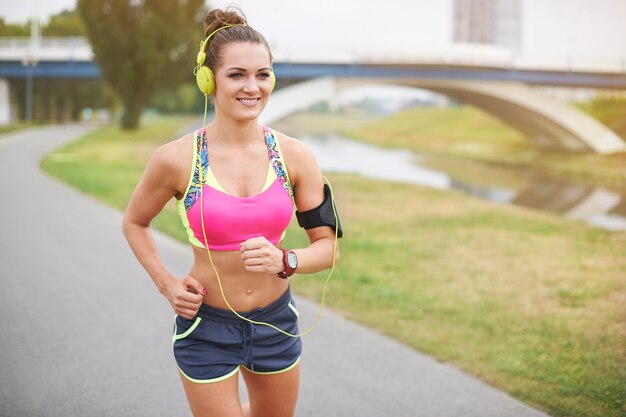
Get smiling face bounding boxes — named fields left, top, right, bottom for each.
left=213, top=42, right=273, bottom=123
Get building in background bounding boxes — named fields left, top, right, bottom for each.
left=454, top=0, right=522, bottom=52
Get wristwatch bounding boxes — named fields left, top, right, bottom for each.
left=277, top=249, right=298, bottom=279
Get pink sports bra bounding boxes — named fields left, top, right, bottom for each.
left=176, top=126, right=294, bottom=251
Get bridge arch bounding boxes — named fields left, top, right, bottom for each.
left=261, top=77, right=626, bottom=154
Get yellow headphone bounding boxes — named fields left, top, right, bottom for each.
left=194, top=24, right=276, bottom=96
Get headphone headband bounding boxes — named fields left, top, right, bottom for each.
left=196, top=24, right=244, bottom=65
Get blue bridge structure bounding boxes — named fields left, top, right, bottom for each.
left=1, top=37, right=625, bottom=153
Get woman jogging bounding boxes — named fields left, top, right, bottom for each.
left=122, top=6, right=339, bottom=417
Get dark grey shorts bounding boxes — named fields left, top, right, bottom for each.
left=172, top=288, right=302, bottom=383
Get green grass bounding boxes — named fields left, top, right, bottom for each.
left=576, top=95, right=626, bottom=141
left=289, top=176, right=626, bottom=417
left=41, top=116, right=626, bottom=417
left=0, top=121, right=41, bottom=137
left=41, top=115, right=193, bottom=242
left=340, top=106, right=535, bottom=160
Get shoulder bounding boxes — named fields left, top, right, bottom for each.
left=148, top=131, right=194, bottom=171
left=143, top=131, right=195, bottom=192
left=271, top=128, right=317, bottom=166
left=270, top=128, right=323, bottom=192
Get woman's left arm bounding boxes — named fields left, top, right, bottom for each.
left=285, top=137, right=339, bottom=274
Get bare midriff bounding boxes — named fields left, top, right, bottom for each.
left=188, top=244, right=289, bottom=312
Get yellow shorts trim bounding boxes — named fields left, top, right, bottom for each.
left=241, top=357, right=301, bottom=375
left=178, top=365, right=240, bottom=384
left=172, top=315, right=202, bottom=342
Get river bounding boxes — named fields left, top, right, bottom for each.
left=299, top=133, right=626, bottom=232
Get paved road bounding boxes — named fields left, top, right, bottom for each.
left=0, top=125, right=551, bottom=417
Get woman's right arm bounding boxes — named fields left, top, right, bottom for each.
left=122, top=143, right=206, bottom=319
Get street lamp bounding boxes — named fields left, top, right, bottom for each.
left=22, top=18, right=40, bottom=123
left=21, top=55, right=38, bottom=123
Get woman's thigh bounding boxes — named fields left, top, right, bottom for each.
left=180, top=370, right=244, bottom=417
left=240, top=363, right=300, bottom=417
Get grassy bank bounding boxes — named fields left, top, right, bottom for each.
left=577, top=95, right=626, bottom=141
left=0, top=121, right=41, bottom=137
left=41, top=117, right=626, bottom=417
left=333, top=106, right=626, bottom=190
left=40, top=116, right=193, bottom=241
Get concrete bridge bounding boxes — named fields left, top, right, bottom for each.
left=2, top=36, right=626, bottom=154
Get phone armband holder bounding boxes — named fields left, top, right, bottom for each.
left=296, top=184, right=343, bottom=238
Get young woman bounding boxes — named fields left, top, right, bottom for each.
left=122, top=6, right=339, bottom=417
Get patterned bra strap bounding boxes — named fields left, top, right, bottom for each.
left=183, top=128, right=209, bottom=212
left=195, top=127, right=208, bottom=184
left=263, top=126, right=294, bottom=199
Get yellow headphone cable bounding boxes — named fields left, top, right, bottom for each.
left=197, top=94, right=339, bottom=338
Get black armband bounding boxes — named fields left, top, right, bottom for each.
left=295, top=184, right=343, bottom=238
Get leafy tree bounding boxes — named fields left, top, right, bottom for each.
left=0, top=17, right=30, bottom=36
left=149, top=83, right=202, bottom=114
left=44, top=10, right=87, bottom=36
left=77, top=0, right=205, bottom=129
left=0, top=10, right=85, bottom=37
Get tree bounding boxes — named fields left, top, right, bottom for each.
left=77, top=0, right=205, bottom=129
left=0, top=18, right=30, bottom=36
left=44, top=10, right=87, bottom=36
left=1, top=10, right=87, bottom=37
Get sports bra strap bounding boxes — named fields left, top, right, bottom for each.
left=195, top=127, right=209, bottom=184
left=190, top=126, right=293, bottom=201
left=263, top=126, right=294, bottom=200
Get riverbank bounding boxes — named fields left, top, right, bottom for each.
left=41, top=116, right=626, bottom=417
left=276, top=107, right=626, bottom=191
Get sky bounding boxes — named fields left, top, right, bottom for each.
left=1, top=0, right=625, bottom=59
left=0, top=0, right=76, bottom=23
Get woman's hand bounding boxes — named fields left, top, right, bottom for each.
left=164, top=276, right=207, bottom=319
left=240, top=237, right=284, bottom=274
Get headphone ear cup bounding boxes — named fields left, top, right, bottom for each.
left=270, top=71, right=276, bottom=92
left=196, top=66, right=215, bottom=96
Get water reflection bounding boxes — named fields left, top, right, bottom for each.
left=302, top=135, right=450, bottom=189
left=301, top=134, right=626, bottom=231
left=512, top=181, right=626, bottom=230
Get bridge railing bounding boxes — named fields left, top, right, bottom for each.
left=0, top=37, right=93, bottom=62
left=0, top=36, right=624, bottom=74
left=274, top=42, right=626, bottom=74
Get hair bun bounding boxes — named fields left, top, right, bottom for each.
left=204, top=6, right=248, bottom=36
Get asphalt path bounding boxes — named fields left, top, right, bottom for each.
left=0, top=125, right=551, bottom=417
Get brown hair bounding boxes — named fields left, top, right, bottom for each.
left=202, top=6, right=272, bottom=72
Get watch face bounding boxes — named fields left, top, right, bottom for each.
left=287, top=252, right=298, bottom=268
